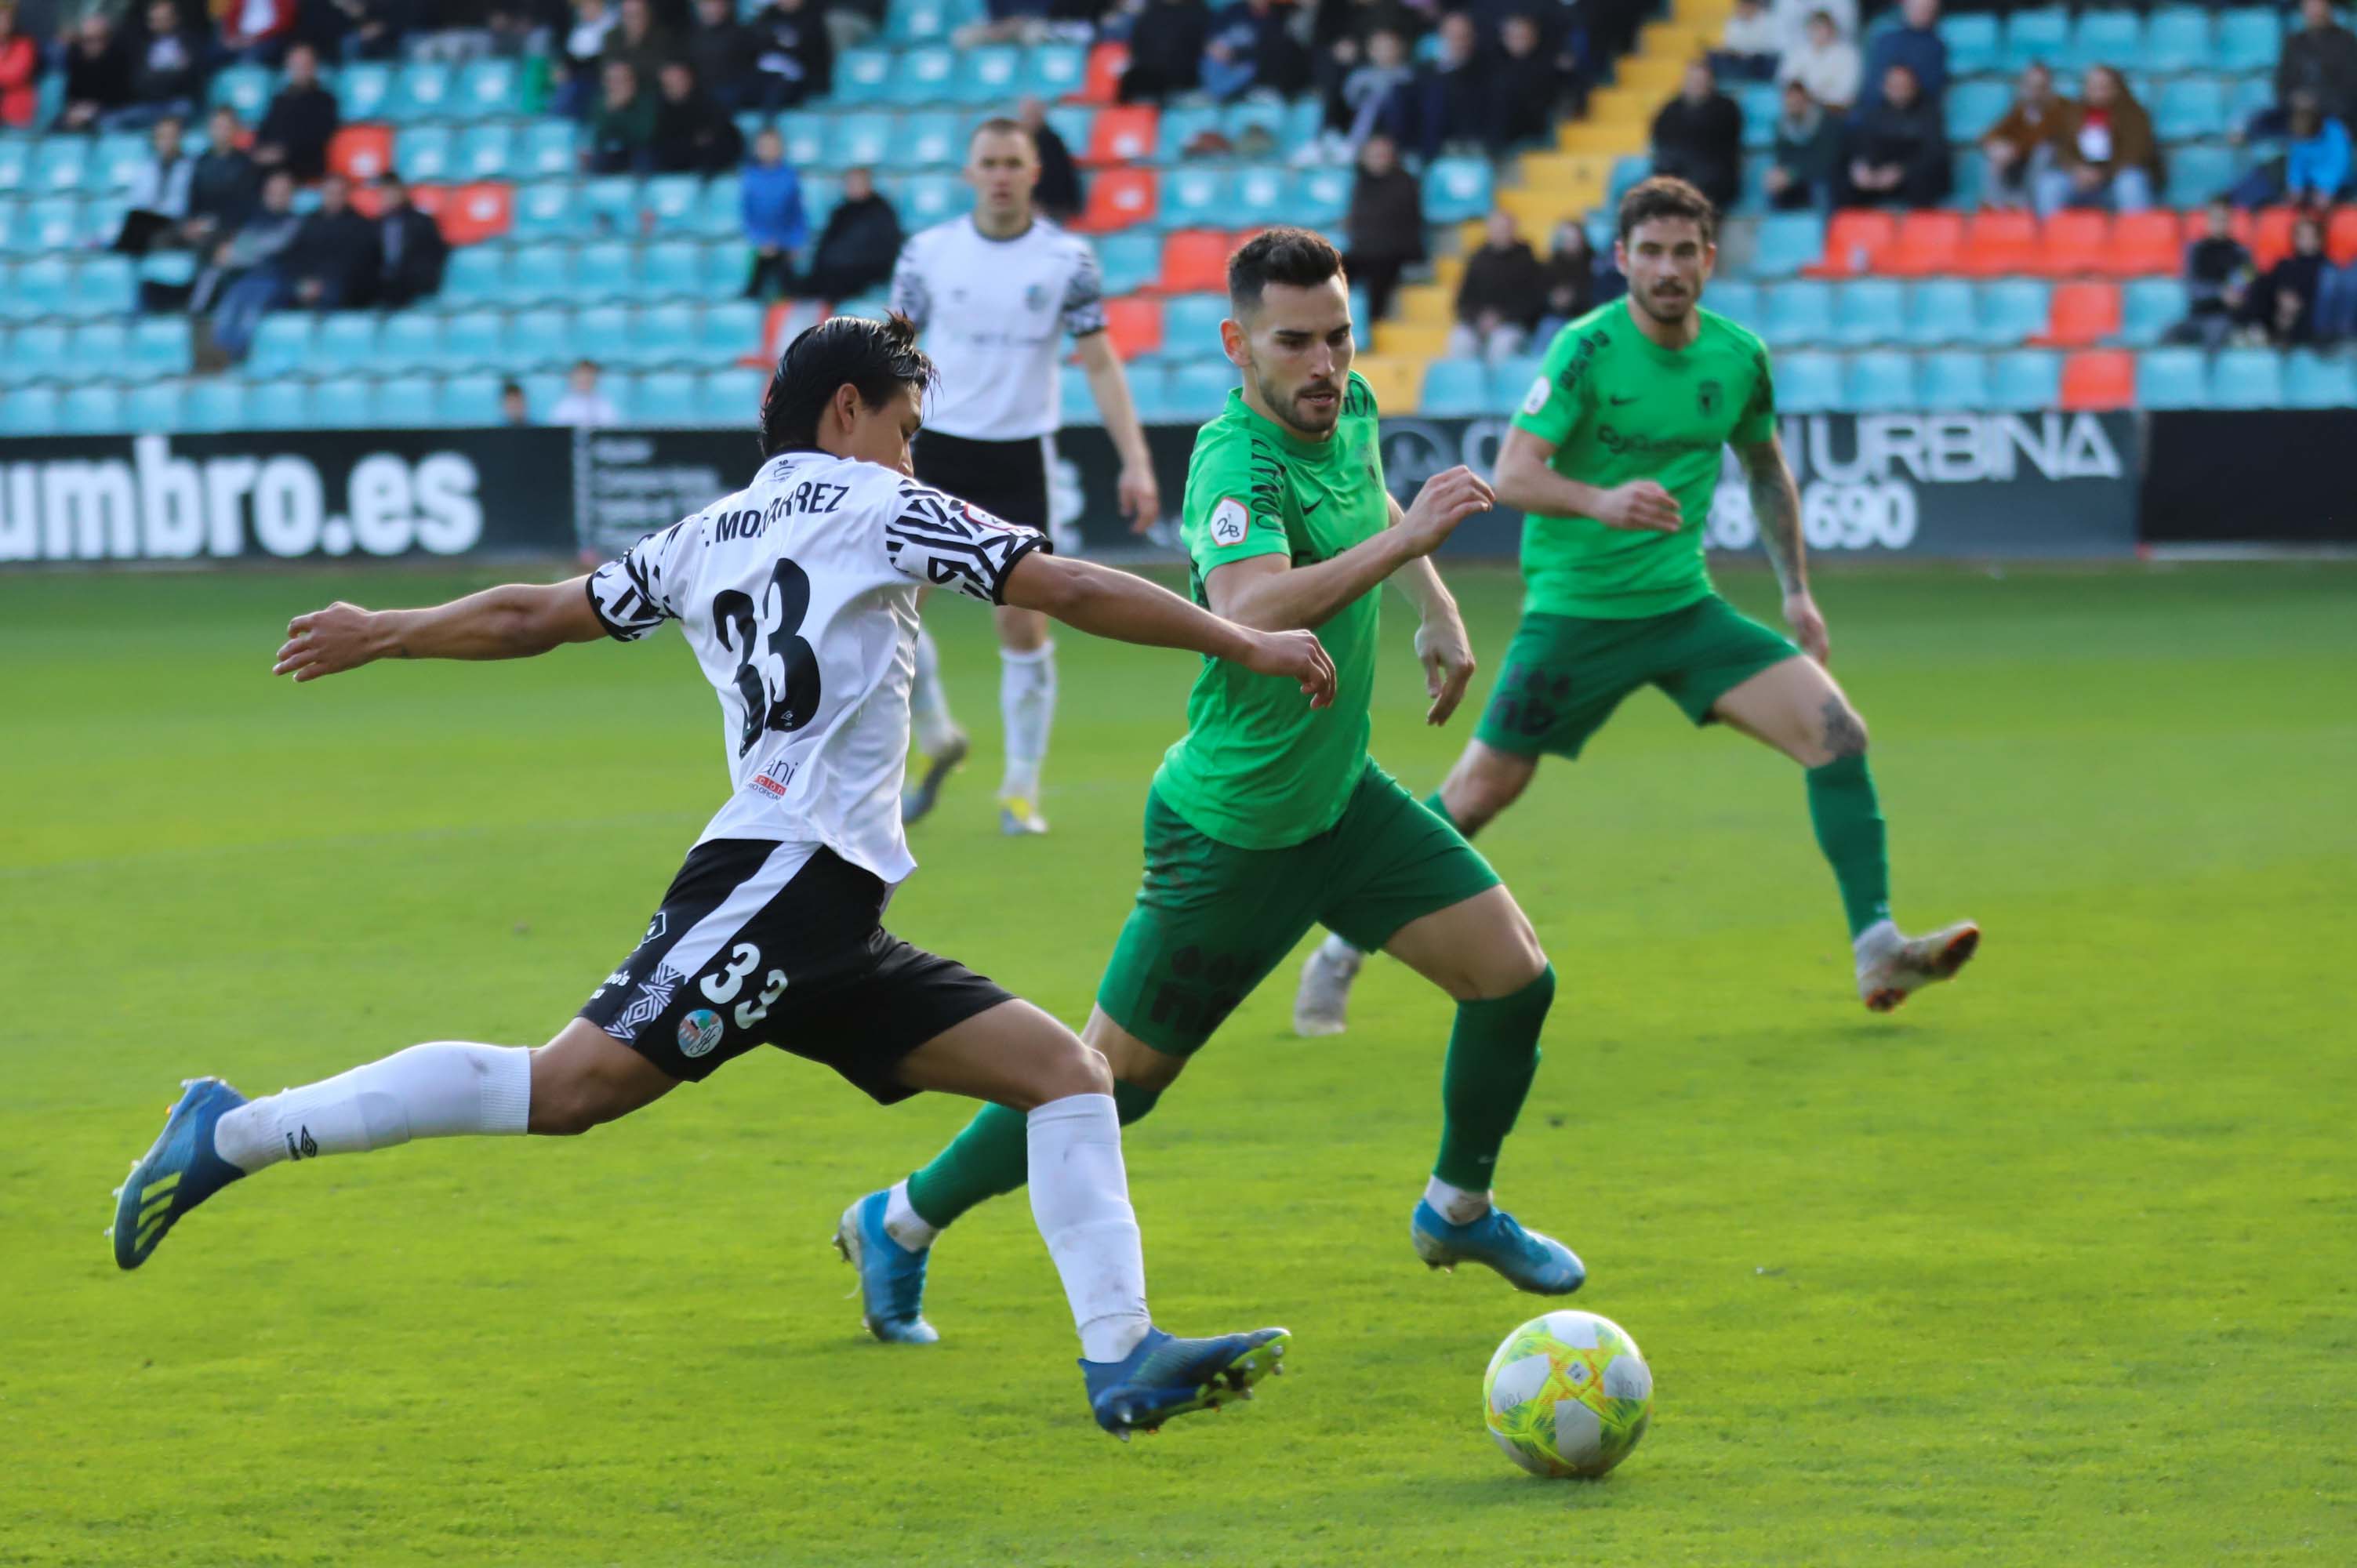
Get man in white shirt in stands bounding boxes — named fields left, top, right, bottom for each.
left=550, top=358, right=623, bottom=426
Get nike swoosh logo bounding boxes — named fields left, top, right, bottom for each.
left=1302, top=496, right=1324, bottom=515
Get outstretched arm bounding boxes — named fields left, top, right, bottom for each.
left=1736, top=434, right=1827, bottom=665
left=1001, top=551, right=1336, bottom=707
left=1203, top=465, right=1494, bottom=634
left=1385, top=493, right=1476, bottom=725
left=271, top=577, right=606, bottom=681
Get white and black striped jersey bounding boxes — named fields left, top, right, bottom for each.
left=889, top=215, right=1106, bottom=441
left=586, top=449, right=1049, bottom=883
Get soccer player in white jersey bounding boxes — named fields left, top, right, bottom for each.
left=891, top=116, right=1161, bottom=836
left=108, top=315, right=1337, bottom=1440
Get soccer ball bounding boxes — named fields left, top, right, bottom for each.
left=1481, top=1309, right=1654, bottom=1478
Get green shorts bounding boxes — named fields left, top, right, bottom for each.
left=1473, top=593, right=1800, bottom=761
left=1096, top=762, right=1501, bottom=1056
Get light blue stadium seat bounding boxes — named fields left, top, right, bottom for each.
left=67, top=318, right=128, bottom=368
left=642, top=175, right=699, bottom=230
left=1157, top=104, right=1224, bottom=163
left=1422, top=158, right=1493, bottom=224
left=60, top=381, right=126, bottom=433
left=372, top=373, right=440, bottom=426
left=314, top=310, right=378, bottom=368
left=2155, top=78, right=2228, bottom=142
left=1, top=384, right=62, bottom=434
left=572, top=240, right=637, bottom=299
left=0, top=205, right=29, bottom=256
left=519, top=369, right=565, bottom=416
left=635, top=301, right=700, bottom=366
left=1990, top=348, right=2061, bottom=408
left=698, top=299, right=762, bottom=363
left=248, top=315, right=318, bottom=376
left=184, top=378, right=249, bottom=431
left=888, top=0, right=952, bottom=43
left=692, top=172, right=743, bottom=238
left=1778, top=351, right=1843, bottom=412
left=2167, top=144, right=2237, bottom=207
left=1940, top=13, right=2002, bottom=75
left=2286, top=350, right=2357, bottom=407
left=2115, top=278, right=2183, bottom=347
left=205, top=64, right=273, bottom=120
left=1231, top=165, right=1289, bottom=227
left=24, top=194, right=81, bottom=251
left=801, top=172, right=841, bottom=233
left=437, top=372, right=504, bottom=425
left=1761, top=281, right=1835, bottom=348
left=443, top=245, right=509, bottom=303
left=830, top=111, right=896, bottom=169
left=695, top=239, right=749, bottom=294
left=375, top=311, right=442, bottom=372
left=1167, top=360, right=1234, bottom=420
left=1900, top=278, right=1977, bottom=347
left=1045, top=104, right=1095, bottom=157
left=394, top=125, right=456, bottom=182
left=600, top=371, right=645, bottom=426
left=956, top=45, right=1024, bottom=104
left=441, top=308, right=506, bottom=366
left=1027, top=43, right=1088, bottom=100
left=1294, top=165, right=1350, bottom=227
left=510, top=180, right=581, bottom=240
left=2002, top=9, right=2071, bottom=73
left=1920, top=350, right=1994, bottom=410
left=1059, top=362, right=1100, bottom=426
left=2065, top=10, right=2143, bottom=72
left=454, top=124, right=516, bottom=181
left=1222, top=96, right=1288, bottom=147
left=1160, top=166, right=1226, bottom=230
left=1123, top=364, right=1176, bottom=423
left=576, top=303, right=631, bottom=367
left=778, top=111, right=826, bottom=167
left=248, top=377, right=312, bottom=429
left=518, top=121, right=581, bottom=180
left=456, top=57, right=522, bottom=119
left=2216, top=9, right=2283, bottom=74
left=698, top=366, right=764, bottom=426
left=901, top=110, right=963, bottom=169
left=902, top=172, right=970, bottom=227
left=1419, top=358, right=1491, bottom=416
left=2209, top=347, right=2283, bottom=408
left=899, top=46, right=958, bottom=103
left=1832, top=280, right=1908, bottom=348
left=307, top=374, right=376, bottom=429
left=1749, top=212, right=1825, bottom=279
left=2135, top=347, right=2209, bottom=408
left=126, top=317, right=190, bottom=377
left=1099, top=231, right=1160, bottom=295
left=0, top=140, right=28, bottom=193
left=5, top=322, right=69, bottom=380
left=1163, top=292, right=1228, bottom=355
left=638, top=238, right=700, bottom=298
left=2143, top=8, right=2213, bottom=74
left=1976, top=279, right=2051, bottom=348
left=581, top=175, right=642, bottom=234
left=1945, top=79, right=2010, bottom=144
left=1708, top=280, right=1761, bottom=328
left=390, top=61, right=457, bottom=122
left=8, top=254, right=72, bottom=317
left=337, top=63, right=396, bottom=122
left=637, top=369, right=697, bottom=424
left=1736, top=82, right=1778, bottom=150
left=90, top=132, right=151, bottom=194
left=1840, top=350, right=1919, bottom=412
left=833, top=48, right=897, bottom=105
left=31, top=139, right=89, bottom=196
left=67, top=253, right=132, bottom=315
left=2228, top=74, right=2275, bottom=128
left=509, top=307, right=575, bottom=368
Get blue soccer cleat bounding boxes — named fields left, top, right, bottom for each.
left=832, top=1190, right=939, bottom=1345
left=900, top=731, right=968, bottom=828
left=111, top=1077, right=249, bottom=1271
left=1411, top=1199, right=1586, bottom=1295
left=1084, top=1326, right=1291, bottom=1440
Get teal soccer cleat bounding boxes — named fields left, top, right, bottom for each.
left=1084, top=1326, right=1291, bottom=1439
left=1411, top=1200, right=1586, bottom=1295
left=832, top=1190, right=939, bottom=1345
left=111, top=1078, right=249, bottom=1271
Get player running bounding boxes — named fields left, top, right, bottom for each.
left=838, top=230, right=1586, bottom=1348
left=1295, top=176, right=1977, bottom=1036
left=892, top=116, right=1162, bottom=836
left=110, top=314, right=1336, bottom=1440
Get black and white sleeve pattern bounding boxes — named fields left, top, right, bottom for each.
left=585, top=522, right=685, bottom=641
left=1059, top=241, right=1106, bottom=339
left=888, top=241, right=929, bottom=330
left=883, top=481, right=1051, bottom=605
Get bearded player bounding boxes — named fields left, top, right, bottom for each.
left=1296, top=176, right=1977, bottom=1036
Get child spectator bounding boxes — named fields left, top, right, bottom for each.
left=740, top=126, right=808, bottom=298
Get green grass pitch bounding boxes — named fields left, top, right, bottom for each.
left=3, top=561, right=2352, bottom=1566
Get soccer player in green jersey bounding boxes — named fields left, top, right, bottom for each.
left=836, top=229, right=1589, bottom=1344
left=1296, top=176, right=1978, bottom=1036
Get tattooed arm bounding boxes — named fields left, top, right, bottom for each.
left=1737, top=434, right=1829, bottom=666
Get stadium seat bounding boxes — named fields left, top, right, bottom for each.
left=2228, top=73, right=2276, bottom=129
left=2058, top=349, right=2135, bottom=410
left=2065, top=10, right=2143, bottom=73
left=508, top=307, right=573, bottom=368
left=60, top=381, right=126, bottom=434
left=2154, top=78, right=2228, bottom=143
left=1086, top=106, right=1159, bottom=165
left=390, top=60, right=458, bottom=122
left=1489, top=354, right=1543, bottom=408
left=91, top=132, right=150, bottom=194
left=1103, top=295, right=1164, bottom=360
left=1079, top=41, right=1126, bottom=104
left=2039, top=281, right=2122, bottom=347
left=1962, top=210, right=2039, bottom=277
left=310, top=375, right=377, bottom=429
left=581, top=175, right=642, bottom=234
left=572, top=240, right=637, bottom=299
left=1074, top=168, right=1156, bottom=232
left=1058, top=362, right=1100, bottom=426
left=394, top=125, right=455, bottom=183
left=183, top=378, right=250, bottom=432
left=317, top=311, right=379, bottom=367
left=1160, top=359, right=1233, bottom=419
left=829, top=112, right=895, bottom=169
left=1839, top=350, right=1917, bottom=412
left=889, top=0, right=951, bottom=43
left=457, top=57, right=523, bottom=118
left=2106, top=210, right=2181, bottom=277
left=30, top=139, right=89, bottom=194
left=2002, top=9, right=2072, bottom=73
left=1939, top=13, right=2002, bottom=75
left=1045, top=105, right=1096, bottom=158
left=690, top=173, right=743, bottom=239
left=2038, top=210, right=2108, bottom=276
left=249, top=377, right=312, bottom=429
left=2248, top=207, right=2300, bottom=270
left=1831, top=280, right=1907, bottom=348
left=438, top=181, right=512, bottom=245
left=1422, top=158, right=1493, bottom=224
left=441, top=309, right=507, bottom=367
left=639, top=302, right=703, bottom=367
left=3, top=322, right=68, bottom=380
left=453, top=124, right=517, bottom=182
left=1160, top=229, right=1232, bottom=296
left=1990, top=349, right=2061, bottom=409
left=698, top=367, right=766, bottom=427
left=1899, top=278, right=1977, bottom=347
left=10, top=255, right=74, bottom=317
left=1813, top=209, right=1898, bottom=278
left=248, top=314, right=318, bottom=376
left=67, top=319, right=129, bottom=369
left=2215, top=9, right=2283, bottom=74
left=375, top=311, right=442, bottom=372
left=1920, top=350, right=1994, bottom=410
left=1159, top=166, right=1226, bottom=230
left=2143, top=7, right=2213, bottom=74
left=510, top=179, right=581, bottom=240
left=641, top=174, right=699, bottom=229
left=895, top=172, right=966, bottom=228
left=902, top=110, right=963, bottom=169
left=329, top=125, right=394, bottom=183
left=1945, top=81, right=2010, bottom=147
left=1122, top=362, right=1177, bottom=423
left=1737, top=83, right=1778, bottom=150
left=2210, top=347, right=2283, bottom=408
left=1028, top=42, right=1089, bottom=100
left=372, top=373, right=440, bottom=426
left=0, top=384, right=61, bottom=434
left=1097, top=230, right=1161, bottom=294
left=2284, top=350, right=2357, bottom=408
left=955, top=45, right=1025, bottom=104
left=518, top=121, right=581, bottom=180
left=18, top=195, right=78, bottom=252
left=894, top=45, right=956, bottom=102
left=1417, top=358, right=1490, bottom=417
left=339, top=62, right=397, bottom=121
left=1161, top=292, right=1227, bottom=355
left=2329, top=206, right=2357, bottom=266
left=1760, top=281, right=1835, bottom=349
left=1885, top=210, right=1966, bottom=277
left=1230, top=165, right=1289, bottom=228
left=2116, top=278, right=2182, bottom=347
left=431, top=372, right=499, bottom=426
left=1776, top=351, right=1842, bottom=412
left=2135, top=347, right=2209, bottom=408
left=698, top=299, right=763, bottom=364
left=209, top=64, right=274, bottom=119
left=638, top=238, right=700, bottom=298
left=1749, top=212, right=1825, bottom=279
left=632, top=368, right=694, bottom=425
left=1294, top=166, right=1351, bottom=228
left=125, top=317, right=191, bottom=378
left=1708, top=280, right=1761, bottom=330
left=443, top=244, right=508, bottom=301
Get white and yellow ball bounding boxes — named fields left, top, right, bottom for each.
left=1481, top=1309, right=1653, bottom=1478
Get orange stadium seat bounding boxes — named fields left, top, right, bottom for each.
left=436, top=182, right=514, bottom=245
left=2249, top=206, right=2300, bottom=270
left=1810, top=209, right=1898, bottom=276
left=2039, top=281, right=2121, bottom=347
left=2330, top=206, right=2357, bottom=265
left=1961, top=210, right=2039, bottom=276
left=1080, top=41, right=1128, bottom=104
left=1160, top=228, right=1233, bottom=293
left=1883, top=210, right=1965, bottom=276
left=2107, top=210, right=2182, bottom=276
left=1071, top=166, right=1156, bottom=231
left=1102, top=295, right=1164, bottom=360
left=2039, top=209, right=2109, bottom=275
left=1085, top=105, right=1158, bottom=165
left=2059, top=350, right=2135, bottom=411
left=328, top=123, right=393, bottom=183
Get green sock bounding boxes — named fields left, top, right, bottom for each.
left=1422, top=789, right=1462, bottom=834
left=1807, top=753, right=1892, bottom=939
left=1433, top=965, right=1555, bottom=1190
left=903, top=1080, right=1164, bottom=1229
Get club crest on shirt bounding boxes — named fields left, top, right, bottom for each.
left=1520, top=376, right=1552, bottom=417
left=1025, top=281, right=1050, bottom=312
left=1698, top=378, right=1723, bottom=419
left=1210, top=497, right=1249, bottom=546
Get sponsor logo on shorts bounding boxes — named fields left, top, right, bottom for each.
left=677, top=1008, right=725, bottom=1058
left=1209, top=497, right=1249, bottom=547
left=1520, top=376, right=1552, bottom=418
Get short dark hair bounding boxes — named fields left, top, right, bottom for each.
left=1617, top=175, right=1716, bottom=246
left=1226, top=226, right=1345, bottom=315
left=970, top=115, right=1032, bottom=148
left=758, top=311, right=936, bottom=459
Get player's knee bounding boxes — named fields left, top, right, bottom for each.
left=1819, top=702, right=1869, bottom=760
left=1020, top=1037, right=1114, bottom=1106
left=1476, top=909, right=1549, bottom=1000
left=1447, top=753, right=1531, bottom=835
left=1084, top=1011, right=1187, bottom=1092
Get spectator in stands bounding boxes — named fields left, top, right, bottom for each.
left=1328, top=26, right=1418, bottom=149
left=2037, top=64, right=2157, bottom=216
left=739, top=125, right=807, bottom=298
left=1839, top=62, right=1949, bottom=208
left=1778, top=10, right=1860, bottom=115
left=1770, top=0, right=1852, bottom=56
left=2243, top=212, right=2330, bottom=344
left=749, top=0, right=833, bottom=109
left=501, top=381, right=530, bottom=425
left=253, top=42, right=340, bottom=182
left=2166, top=198, right=2253, bottom=348
left=283, top=172, right=381, bottom=310
left=2277, top=0, right=2357, bottom=129
left=602, top=0, right=674, bottom=83
left=1120, top=0, right=1211, bottom=103
left=486, top=2, right=563, bottom=58
left=2315, top=249, right=2357, bottom=343
left=185, top=104, right=261, bottom=250
left=321, top=0, right=414, bottom=63
left=1861, top=0, right=1945, bottom=107
left=1980, top=62, right=2067, bottom=211
left=1314, top=0, right=1430, bottom=58
left=1713, top=0, right=1781, bottom=82
left=2279, top=90, right=2355, bottom=203
left=220, top=0, right=299, bottom=64
left=1017, top=95, right=1082, bottom=223
left=1534, top=218, right=1596, bottom=339
left=114, top=112, right=191, bottom=255
left=1342, top=130, right=1423, bottom=322
left=373, top=172, right=449, bottom=308
left=555, top=0, right=617, bottom=116
left=122, top=0, right=206, bottom=129
left=0, top=4, right=36, bottom=132
left=688, top=0, right=758, bottom=110
left=1765, top=80, right=1839, bottom=210
left=800, top=164, right=902, bottom=299
left=1400, top=9, right=1486, bottom=162
left=652, top=58, right=743, bottom=174
left=199, top=168, right=303, bottom=358
left=1202, top=0, right=1309, bottom=101
left=589, top=59, right=656, bottom=173
left=55, top=12, right=133, bottom=132
left=551, top=359, right=623, bottom=426
left=1490, top=13, right=1567, bottom=151
left=1447, top=209, right=1547, bottom=363
left=1651, top=58, right=1743, bottom=212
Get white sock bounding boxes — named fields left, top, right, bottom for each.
left=1318, top=931, right=1364, bottom=966
left=1425, top=1175, right=1493, bottom=1225
left=211, top=1041, right=533, bottom=1173
left=883, top=1178, right=940, bottom=1254
left=1853, top=918, right=1902, bottom=969
left=910, top=627, right=959, bottom=757
left=997, top=642, right=1055, bottom=800
left=1027, top=1092, right=1152, bottom=1364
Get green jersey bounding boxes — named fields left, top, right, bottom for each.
left=1153, top=372, right=1389, bottom=851
left=1510, top=299, right=1777, bottom=619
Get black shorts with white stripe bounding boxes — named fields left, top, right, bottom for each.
left=911, top=430, right=1051, bottom=531
left=578, top=839, right=1013, bottom=1098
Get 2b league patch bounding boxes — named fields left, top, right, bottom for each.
left=1520, top=376, right=1552, bottom=417
left=1210, top=497, right=1250, bottom=547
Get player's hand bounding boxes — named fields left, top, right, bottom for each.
left=1415, top=611, right=1476, bottom=726
left=1594, top=480, right=1682, bottom=534
left=1784, top=591, right=1830, bottom=666
left=273, top=601, right=385, bottom=682
left=1238, top=627, right=1337, bottom=709
left=1119, top=459, right=1161, bottom=535
left=1399, top=466, right=1494, bottom=555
